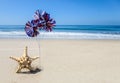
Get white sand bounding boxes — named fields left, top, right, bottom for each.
left=0, top=39, right=120, bottom=83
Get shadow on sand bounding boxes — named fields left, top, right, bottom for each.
left=17, top=68, right=42, bottom=74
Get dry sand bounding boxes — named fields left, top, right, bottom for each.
left=0, top=39, right=120, bottom=83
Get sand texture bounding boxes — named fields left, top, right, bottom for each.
left=0, top=39, right=120, bottom=83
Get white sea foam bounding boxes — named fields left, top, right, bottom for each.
left=39, top=32, right=120, bottom=39
left=0, top=31, right=120, bottom=39
left=0, top=31, right=25, bottom=35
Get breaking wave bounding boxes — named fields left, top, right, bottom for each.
left=0, top=31, right=120, bottom=39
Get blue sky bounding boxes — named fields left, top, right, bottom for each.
left=0, top=0, right=120, bottom=25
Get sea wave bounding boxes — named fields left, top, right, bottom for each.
left=39, top=32, right=120, bottom=39
left=0, top=31, right=120, bottom=39
left=0, top=31, right=25, bottom=35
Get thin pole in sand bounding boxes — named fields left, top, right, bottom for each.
left=35, top=36, right=41, bottom=69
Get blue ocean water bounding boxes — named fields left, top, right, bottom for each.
left=0, top=25, right=120, bottom=39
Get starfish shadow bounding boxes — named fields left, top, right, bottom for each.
left=18, top=68, right=42, bottom=74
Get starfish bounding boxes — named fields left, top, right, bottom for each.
left=10, top=46, right=39, bottom=73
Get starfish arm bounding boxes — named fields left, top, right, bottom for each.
left=27, top=65, right=33, bottom=71
left=30, top=56, right=39, bottom=61
left=23, top=46, right=28, bottom=57
left=10, top=56, right=19, bottom=62
left=16, top=66, right=22, bottom=73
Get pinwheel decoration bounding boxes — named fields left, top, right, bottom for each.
left=25, top=10, right=56, bottom=37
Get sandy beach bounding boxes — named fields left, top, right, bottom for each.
left=0, top=39, right=120, bottom=83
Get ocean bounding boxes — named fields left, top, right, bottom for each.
left=0, top=25, right=120, bottom=39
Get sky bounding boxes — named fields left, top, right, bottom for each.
left=0, top=0, right=120, bottom=25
